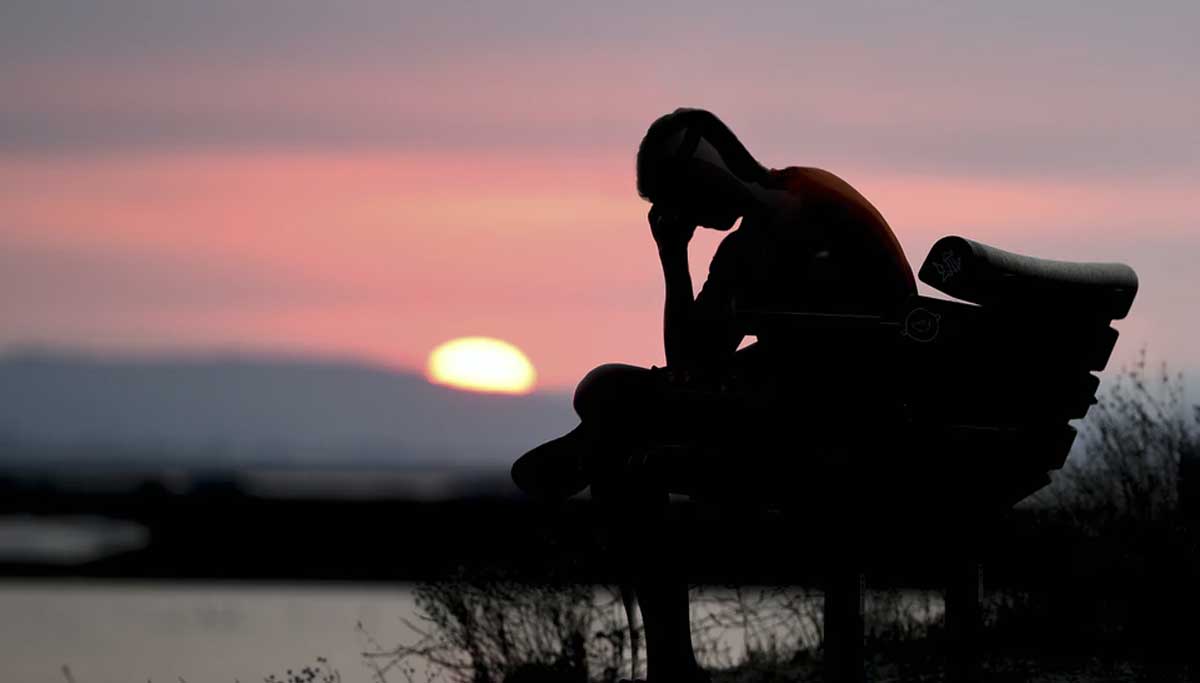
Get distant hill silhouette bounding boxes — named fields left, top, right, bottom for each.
left=0, top=350, right=575, bottom=468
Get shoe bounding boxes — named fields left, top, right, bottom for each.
left=511, top=425, right=592, bottom=501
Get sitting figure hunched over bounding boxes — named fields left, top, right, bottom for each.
left=511, top=108, right=916, bottom=683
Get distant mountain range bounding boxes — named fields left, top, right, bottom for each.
left=0, top=351, right=577, bottom=469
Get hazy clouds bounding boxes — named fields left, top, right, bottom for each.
left=3, top=2, right=1197, bottom=176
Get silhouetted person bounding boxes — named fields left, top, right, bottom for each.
left=512, top=108, right=916, bottom=683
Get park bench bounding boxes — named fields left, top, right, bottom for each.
left=618, top=235, right=1139, bottom=682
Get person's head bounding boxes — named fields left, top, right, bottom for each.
left=636, top=108, right=768, bottom=230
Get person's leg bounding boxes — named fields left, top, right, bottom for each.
left=515, top=360, right=736, bottom=681
left=636, top=555, right=703, bottom=682
left=512, top=363, right=663, bottom=500
left=591, top=472, right=703, bottom=683
left=573, top=363, right=665, bottom=427
left=584, top=360, right=770, bottom=683
left=573, top=364, right=714, bottom=682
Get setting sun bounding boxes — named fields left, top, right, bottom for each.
left=426, top=337, right=537, bottom=395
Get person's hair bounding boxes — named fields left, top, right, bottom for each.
left=635, top=108, right=769, bottom=201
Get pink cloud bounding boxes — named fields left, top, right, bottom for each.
left=2, top=147, right=1195, bottom=389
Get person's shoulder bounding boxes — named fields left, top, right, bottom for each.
left=773, top=165, right=891, bottom=229
left=770, top=166, right=865, bottom=203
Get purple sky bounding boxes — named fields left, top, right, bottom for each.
left=2, top=2, right=1196, bottom=389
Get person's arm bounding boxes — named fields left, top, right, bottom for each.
left=649, top=205, right=697, bottom=368
left=691, top=271, right=745, bottom=364
left=690, top=228, right=746, bottom=370
left=649, top=205, right=745, bottom=369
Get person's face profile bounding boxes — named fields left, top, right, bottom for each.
left=653, top=162, right=743, bottom=231
left=650, top=131, right=745, bottom=231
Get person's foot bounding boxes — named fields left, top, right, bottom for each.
left=511, top=425, right=592, bottom=501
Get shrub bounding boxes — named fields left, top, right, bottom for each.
left=361, top=566, right=631, bottom=683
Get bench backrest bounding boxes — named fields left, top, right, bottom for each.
left=736, top=235, right=1139, bottom=512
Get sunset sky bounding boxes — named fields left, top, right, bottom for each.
left=2, top=2, right=1197, bottom=390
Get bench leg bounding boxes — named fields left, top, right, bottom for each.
left=945, top=558, right=982, bottom=683
left=824, top=567, right=865, bottom=683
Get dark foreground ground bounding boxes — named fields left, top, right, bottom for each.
left=713, top=651, right=1166, bottom=682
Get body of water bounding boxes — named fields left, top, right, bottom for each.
left=0, top=580, right=943, bottom=682
left=0, top=581, right=420, bottom=682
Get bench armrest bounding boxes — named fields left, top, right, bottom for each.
left=734, top=307, right=898, bottom=336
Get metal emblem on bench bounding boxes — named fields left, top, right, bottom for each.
left=931, top=249, right=963, bottom=283
left=902, top=307, right=941, bottom=342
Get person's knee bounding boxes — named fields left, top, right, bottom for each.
left=573, top=363, right=647, bottom=420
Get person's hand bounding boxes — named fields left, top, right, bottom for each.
left=648, top=204, right=696, bottom=251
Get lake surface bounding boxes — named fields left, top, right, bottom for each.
left=0, top=580, right=943, bottom=682
left=0, top=581, right=422, bottom=682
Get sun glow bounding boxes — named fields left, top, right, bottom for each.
left=426, top=337, right=537, bottom=395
